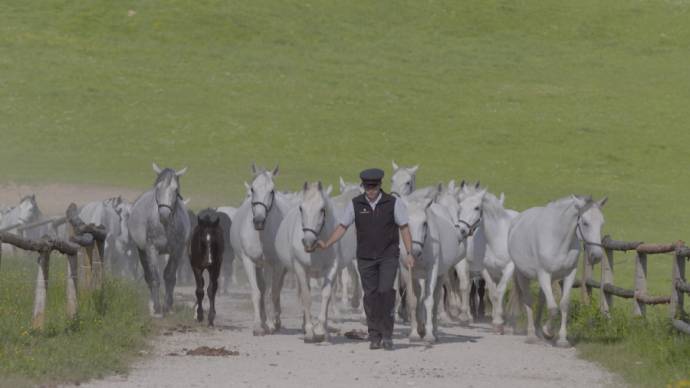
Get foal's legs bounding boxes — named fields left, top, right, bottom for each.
left=193, top=268, right=205, bottom=322
left=208, top=265, right=220, bottom=326
left=293, top=262, right=314, bottom=342
left=516, top=272, right=538, bottom=343
left=456, top=259, right=472, bottom=323
left=402, top=267, right=421, bottom=341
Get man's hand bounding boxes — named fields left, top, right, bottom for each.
left=404, top=253, right=415, bottom=269
left=316, top=240, right=328, bottom=250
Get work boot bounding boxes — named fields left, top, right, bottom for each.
left=382, top=338, right=394, bottom=351
left=369, top=338, right=382, bottom=350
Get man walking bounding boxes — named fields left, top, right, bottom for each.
left=317, top=168, right=414, bottom=350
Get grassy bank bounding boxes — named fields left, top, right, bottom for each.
left=569, top=299, right=690, bottom=387
left=0, top=256, right=152, bottom=386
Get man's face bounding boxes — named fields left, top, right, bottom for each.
left=363, top=182, right=381, bottom=201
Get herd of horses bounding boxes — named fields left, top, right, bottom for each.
left=0, top=161, right=607, bottom=347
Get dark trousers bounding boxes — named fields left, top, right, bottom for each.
left=357, top=256, right=399, bottom=341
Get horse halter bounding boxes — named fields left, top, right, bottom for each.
left=251, top=190, right=275, bottom=215
left=156, top=192, right=182, bottom=215
left=455, top=209, right=482, bottom=238
left=302, top=209, right=326, bottom=238
left=411, top=222, right=428, bottom=251
left=576, top=216, right=604, bottom=248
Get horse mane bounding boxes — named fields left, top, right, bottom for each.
left=547, top=194, right=592, bottom=208
left=154, top=168, right=176, bottom=185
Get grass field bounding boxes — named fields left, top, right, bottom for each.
left=1, top=0, right=690, bottom=386
left=0, top=256, right=151, bottom=386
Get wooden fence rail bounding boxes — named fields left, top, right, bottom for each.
left=0, top=203, right=105, bottom=330
left=573, top=235, right=690, bottom=335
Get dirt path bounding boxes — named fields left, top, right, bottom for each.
left=79, top=285, right=622, bottom=388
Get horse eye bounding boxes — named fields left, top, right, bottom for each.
left=583, top=222, right=590, bottom=227
left=474, top=206, right=480, bottom=211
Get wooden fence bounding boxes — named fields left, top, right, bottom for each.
left=0, top=203, right=106, bottom=330
left=574, top=235, right=690, bottom=335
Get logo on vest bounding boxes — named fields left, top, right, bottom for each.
left=359, top=207, right=370, bottom=215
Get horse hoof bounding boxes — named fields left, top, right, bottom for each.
left=253, top=325, right=268, bottom=336
left=493, top=324, right=505, bottom=335
left=208, top=321, right=215, bottom=327
left=409, top=333, right=422, bottom=342
left=525, top=336, right=540, bottom=345
left=541, top=326, right=554, bottom=340
left=555, top=339, right=571, bottom=348
left=312, top=334, right=326, bottom=343
left=151, top=312, right=164, bottom=319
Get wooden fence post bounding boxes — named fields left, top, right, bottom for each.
left=600, top=248, right=614, bottom=316
left=581, top=251, right=593, bottom=305
left=92, top=240, right=104, bottom=290
left=671, top=251, right=686, bottom=320
left=66, top=253, right=78, bottom=319
left=31, top=250, right=50, bottom=330
left=633, top=251, right=648, bottom=317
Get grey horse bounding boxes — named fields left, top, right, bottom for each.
left=128, top=163, right=191, bottom=316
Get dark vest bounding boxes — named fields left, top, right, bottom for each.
left=353, top=192, right=400, bottom=259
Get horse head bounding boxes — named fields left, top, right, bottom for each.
left=576, top=196, right=607, bottom=264
left=390, top=160, right=418, bottom=198
left=456, top=181, right=486, bottom=240
left=18, top=194, right=38, bottom=224
left=406, top=197, right=433, bottom=259
left=249, top=163, right=279, bottom=230
left=300, top=182, right=327, bottom=253
left=152, top=162, right=186, bottom=225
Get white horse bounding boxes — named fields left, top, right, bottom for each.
left=456, top=186, right=519, bottom=333
left=276, top=182, right=351, bottom=342
left=229, top=164, right=291, bottom=335
left=331, top=177, right=363, bottom=313
left=400, top=196, right=466, bottom=343
left=390, top=161, right=436, bottom=200
left=509, top=195, right=606, bottom=346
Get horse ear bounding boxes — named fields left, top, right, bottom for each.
left=152, top=162, right=162, bottom=174
left=448, top=180, right=456, bottom=191
left=176, top=166, right=188, bottom=177
left=392, top=160, right=399, bottom=171
left=499, top=192, right=505, bottom=205
left=251, top=162, right=258, bottom=175
left=272, top=164, right=280, bottom=176
left=317, top=181, right=323, bottom=191
left=598, top=196, right=608, bottom=208
left=303, top=181, right=309, bottom=191
left=183, top=197, right=191, bottom=206
left=460, top=180, right=466, bottom=190
left=436, top=182, right=443, bottom=194
left=244, top=181, right=251, bottom=190
left=475, top=181, right=481, bottom=189
left=325, top=184, right=333, bottom=196
left=571, top=195, right=587, bottom=210
left=339, top=177, right=346, bottom=193
left=409, top=165, right=419, bottom=174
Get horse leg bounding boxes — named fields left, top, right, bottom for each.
left=515, top=272, right=538, bottom=343
left=423, top=265, right=439, bottom=343
left=294, top=262, right=314, bottom=342
left=476, top=278, right=487, bottom=320
left=208, top=265, right=220, bottom=327
left=193, top=268, right=205, bottom=322
left=457, top=260, right=472, bottom=324
left=163, top=252, right=181, bottom=314
left=482, top=268, right=498, bottom=319
left=493, top=262, right=514, bottom=334
left=141, top=246, right=162, bottom=317
left=242, top=255, right=268, bottom=336
left=432, top=277, right=444, bottom=340
left=315, top=262, right=338, bottom=342
left=556, top=268, right=577, bottom=347
left=269, top=263, right=286, bottom=332
left=536, top=270, right=558, bottom=340
left=401, top=266, right=420, bottom=341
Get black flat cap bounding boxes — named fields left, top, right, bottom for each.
left=359, top=168, right=384, bottom=183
